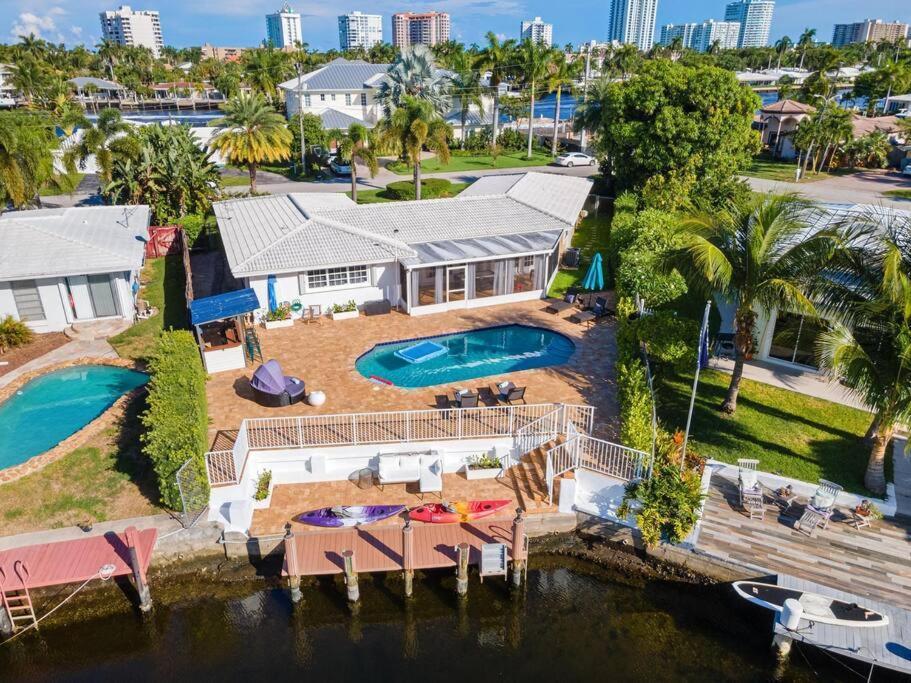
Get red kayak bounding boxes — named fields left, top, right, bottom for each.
left=409, top=500, right=511, bottom=524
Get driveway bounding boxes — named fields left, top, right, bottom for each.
left=744, top=169, right=911, bottom=209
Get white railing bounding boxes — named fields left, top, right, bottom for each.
left=205, top=450, right=238, bottom=485
left=514, top=408, right=561, bottom=456
left=562, top=404, right=594, bottom=435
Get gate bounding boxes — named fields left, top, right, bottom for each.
left=175, top=458, right=210, bottom=528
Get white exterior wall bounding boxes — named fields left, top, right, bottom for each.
left=285, top=87, right=382, bottom=124
left=409, top=289, right=545, bottom=317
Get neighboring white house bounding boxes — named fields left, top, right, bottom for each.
left=0, top=64, right=16, bottom=107
left=0, top=206, right=150, bottom=333
left=213, top=172, right=592, bottom=319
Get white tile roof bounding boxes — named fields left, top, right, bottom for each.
left=214, top=172, right=592, bottom=277
left=0, top=206, right=149, bottom=281
left=278, top=59, right=389, bottom=92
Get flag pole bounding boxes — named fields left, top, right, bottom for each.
left=681, top=301, right=712, bottom=471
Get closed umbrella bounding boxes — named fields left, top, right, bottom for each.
left=580, top=252, right=604, bottom=306
left=267, top=274, right=278, bottom=312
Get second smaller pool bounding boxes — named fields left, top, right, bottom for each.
left=356, top=324, right=575, bottom=388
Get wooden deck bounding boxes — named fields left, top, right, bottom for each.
left=0, top=527, right=157, bottom=589
left=283, top=520, right=517, bottom=577
left=774, top=574, right=911, bottom=676
left=696, top=475, right=911, bottom=610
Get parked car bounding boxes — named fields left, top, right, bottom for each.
left=896, top=108, right=910, bottom=119
left=554, top=152, right=596, bottom=167
left=902, top=164, right=911, bottom=177
left=329, top=156, right=352, bottom=176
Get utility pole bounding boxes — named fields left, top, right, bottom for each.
left=295, top=61, right=306, bottom=177
left=579, top=43, right=591, bottom=152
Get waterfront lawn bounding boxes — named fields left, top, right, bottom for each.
left=547, top=214, right=612, bottom=298
left=348, top=181, right=470, bottom=204
left=109, top=254, right=187, bottom=361
left=0, top=398, right=161, bottom=535
left=656, top=369, right=880, bottom=495
left=883, top=189, right=911, bottom=199
left=388, top=150, right=554, bottom=175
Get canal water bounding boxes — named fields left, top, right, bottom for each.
left=1, top=558, right=859, bottom=682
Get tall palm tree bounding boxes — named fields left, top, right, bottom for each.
left=609, top=44, right=641, bottom=79
left=545, top=50, right=581, bottom=157
left=774, top=36, right=793, bottom=69
left=518, top=38, right=552, bottom=159
left=661, top=194, right=838, bottom=413
left=242, top=47, right=291, bottom=103
left=210, top=93, right=291, bottom=192
left=475, top=32, right=516, bottom=146
left=797, top=28, right=816, bottom=70
left=375, top=44, right=452, bottom=117
left=16, top=33, right=48, bottom=60
left=64, top=108, right=130, bottom=183
left=448, top=51, right=484, bottom=147
left=377, top=96, right=450, bottom=200
left=336, top=123, right=377, bottom=203
left=10, top=57, right=47, bottom=105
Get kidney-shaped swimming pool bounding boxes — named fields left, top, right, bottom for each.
left=0, top=364, right=149, bottom=470
left=355, top=324, right=575, bottom=389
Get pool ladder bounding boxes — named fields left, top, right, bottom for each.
left=0, top=561, right=38, bottom=633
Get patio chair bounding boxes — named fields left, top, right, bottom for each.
left=136, top=298, right=156, bottom=320
left=803, top=479, right=843, bottom=530
left=305, top=304, right=322, bottom=324
left=737, top=459, right=761, bottom=506
left=454, top=390, right=479, bottom=408
left=496, top=383, right=526, bottom=405
left=250, top=360, right=306, bottom=407
left=742, top=489, right=765, bottom=520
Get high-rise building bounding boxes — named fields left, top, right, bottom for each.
left=521, top=17, right=553, bottom=47
left=391, top=12, right=451, bottom=47
left=831, top=19, right=909, bottom=47
left=99, top=5, right=163, bottom=57
left=200, top=44, right=248, bottom=62
left=724, top=0, right=774, bottom=48
left=608, top=0, right=659, bottom=51
left=659, top=19, right=740, bottom=52
left=266, top=3, right=303, bottom=49
left=338, top=12, right=384, bottom=50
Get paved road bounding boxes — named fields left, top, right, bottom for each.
left=743, top=169, right=910, bottom=210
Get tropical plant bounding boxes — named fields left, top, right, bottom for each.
left=448, top=51, right=485, bottom=147
left=545, top=50, right=581, bottom=156
left=377, top=96, right=451, bottom=200
left=64, top=107, right=130, bottom=183
left=376, top=44, right=452, bottom=117
left=842, top=131, right=891, bottom=169
left=797, top=28, right=816, bottom=70
left=774, top=36, right=793, bottom=70
left=0, top=315, right=33, bottom=353
left=662, top=194, right=838, bottom=413
left=0, top=111, right=65, bottom=209
left=253, top=470, right=272, bottom=501
left=336, top=123, right=378, bottom=203
left=10, top=56, right=48, bottom=105
left=474, top=32, right=516, bottom=146
left=517, top=38, right=552, bottom=158
left=210, top=92, right=291, bottom=192
left=242, top=46, right=291, bottom=102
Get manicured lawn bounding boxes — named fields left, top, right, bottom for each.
left=109, top=254, right=187, bottom=361
left=744, top=157, right=858, bottom=184
left=40, top=171, right=84, bottom=196
left=348, top=182, right=470, bottom=204
left=547, top=214, right=611, bottom=298
left=221, top=174, right=251, bottom=187
left=388, top=150, right=555, bottom=175
left=883, top=189, right=911, bottom=199
left=656, top=369, right=882, bottom=495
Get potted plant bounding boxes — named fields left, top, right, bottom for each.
left=854, top=499, right=883, bottom=520
left=464, top=452, right=503, bottom=480
left=330, top=300, right=359, bottom=321
left=263, top=304, right=293, bottom=329
left=252, top=469, right=273, bottom=509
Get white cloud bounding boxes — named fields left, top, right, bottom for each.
left=10, top=6, right=66, bottom=41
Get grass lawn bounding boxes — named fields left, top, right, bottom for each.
left=40, top=171, right=84, bottom=196
left=546, top=213, right=612, bottom=298
left=656, top=369, right=883, bottom=495
left=744, top=157, right=859, bottom=184
left=388, top=150, right=555, bottom=175
left=883, top=189, right=911, bottom=199
left=221, top=174, right=251, bottom=187
left=109, top=254, right=187, bottom=361
left=348, top=182, right=470, bottom=204
left=0, top=397, right=161, bottom=535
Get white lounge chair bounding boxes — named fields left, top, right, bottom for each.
left=803, top=479, right=843, bottom=530
left=737, top=459, right=761, bottom=506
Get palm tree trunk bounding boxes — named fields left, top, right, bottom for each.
left=248, top=163, right=257, bottom=193
left=722, top=355, right=746, bottom=414
left=350, top=162, right=358, bottom=203
left=526, top=82, right=535, bottom=159
left=864, top=425, right=893, bottom=495
left=413, top=162, right=421, bottom=201
left=863, top=414, right=882, bottom=447
left=461, top=110, right=467, bottom=149
left=551, top=88, right=561, bottom=157
left=491, top=89, right=500, bottom=148
left=722, top=308, right=756, bottom=414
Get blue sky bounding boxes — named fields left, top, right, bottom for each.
left=4, top=0, right=910, bottom=51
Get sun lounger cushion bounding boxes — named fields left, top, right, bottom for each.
left=739, top=469, right=758, bottom=490
left=811, top=491, right=836, bottom=510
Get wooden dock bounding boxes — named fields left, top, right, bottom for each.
left=773, top=574, right=911, bottom=677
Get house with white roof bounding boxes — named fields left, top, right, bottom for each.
left=0, top=64, right=16, bottom=107
left=0, top=206, right=150, bottom=333
left=213, top=172, right=591, bottom=318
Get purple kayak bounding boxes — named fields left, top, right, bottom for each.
left=295, top=505, right=405, bottom=528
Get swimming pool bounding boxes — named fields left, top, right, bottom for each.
left=355, top=324, right=575, bottom=389
left=0, top=365, right=148, bottom=470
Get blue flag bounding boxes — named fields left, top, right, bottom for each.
left=698, top=320, right=710, bottom=370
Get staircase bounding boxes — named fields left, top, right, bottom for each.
left=244, top=327, right=264, bottom=365
left=0, top=561, right=38, bottom=633
left=507, top=441, right=569, bottom=512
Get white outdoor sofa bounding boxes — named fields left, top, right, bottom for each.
left=377, top=451, right=438, bottom=488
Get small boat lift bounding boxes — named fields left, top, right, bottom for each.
left=479, top=543, right=508, bottom=582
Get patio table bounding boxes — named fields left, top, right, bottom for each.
left=545, top=299, right=573, bottom=314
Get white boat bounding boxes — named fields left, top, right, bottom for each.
left=732, top=581, right=889, bottom=628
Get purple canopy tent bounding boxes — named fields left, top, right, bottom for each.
left=250, top=360, right=306, bottom=407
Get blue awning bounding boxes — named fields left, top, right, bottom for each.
left=190, top=288, right=260, bottom=326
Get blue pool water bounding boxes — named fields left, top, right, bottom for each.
left=0, top=365, right=148, bottom=469
left=355, top=324, right=575, bottom=389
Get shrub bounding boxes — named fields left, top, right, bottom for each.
left=461, top=128, right=492, bottom=152
left=264, top=303, right=291, bottom=321
left=613, top=208, right=687, bottom=305
left=330, top=300, right=357, bottom=314
left=177, top=214, right=217, bottom=248
left=616, top=357, right=653, bottom=453
left=496, top=128, right=525, bottom=151
left=384, top=178, right=455, bottom=200
left=253, top=470, right=272, bottom=501
left=0, top=315, right=33, bottom=353
left=626, top=310, right=699, bottom=372
left=141, top=330, right=209, bottom=509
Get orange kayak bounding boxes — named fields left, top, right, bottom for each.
left=409, top=499, right=512, bottom=524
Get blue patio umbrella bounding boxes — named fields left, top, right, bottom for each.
left=267, top=274, right=278, bottom=312
left=581, top=252, right=604, bottom=292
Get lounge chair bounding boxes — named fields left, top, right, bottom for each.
left=250, top=360, right=306, bottom=407
left=737, top=459, right=761, bottom=506
left=801, top=479, right=843, bottom=530
left=495, top=382, right=526, bottom=405
left=545, top=298, right=574, bottom=314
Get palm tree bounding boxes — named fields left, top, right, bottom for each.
left=377, top=96, right=451, bottom=200
left=375, top=44, right=452, bottom=117
left=608, top=43, right=641, bottom=80
left=10, top=57, right=47, bottom=105
left=662, top=194, right=838, bottom=413
left=518, top=38, right=552, bottom=159
left=16, top=33, right=48, bottom=60
left=64, top=108, right=130, bottom=183
left=774, top=36, right=793, bottom=69
left=842, top=131, right=891, bottom=169
left=668, top=36, right=685, bottom=62
left=448, top=51, right=484, bottom=147
left=210, top=93, right=291, bottom=193
left=797, top=28, right=816, bottom=70
left=336, top=123, right=377, bottom=203
left=242, top=47, right=291, bottom=103
left=475, top=32, right=516, bottom=146
left=0, top=111, right=64, bottom=209
left=545, top=50, right=581, bottom=156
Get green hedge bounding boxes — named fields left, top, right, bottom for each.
left=141, top=330, right=209, bottom=509
left=384, top=178, right=456, bottom=200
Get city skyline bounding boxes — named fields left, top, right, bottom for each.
left=4, top=1, right=910, bottom=51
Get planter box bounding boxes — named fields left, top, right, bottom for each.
left=464, top=466, right=503, bottom=480
left=331, top=310, right=359, bottom=321
left=252, top=488, right=273, bottom=510
left=263, top=318, right=293, bottom=330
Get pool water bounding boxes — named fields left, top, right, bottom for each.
left=0, top=365, right=148, bottom=469
left=355, top=324, right=575, bottom=389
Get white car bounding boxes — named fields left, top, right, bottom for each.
left=902, top=165, right=911, bottom=177
left=554, top=152, right=596, bottom=168
left=896, top=108, right=910, bottom=119
left=329, top=156, right=352, bottom=176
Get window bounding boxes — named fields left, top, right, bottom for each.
left=320, top=93, right=326, bottom=102
left=474, top=261, right=496, bottom=298
left=768, top=312, right=826, bottom=367
left=416, top=268, right=436, bottom=306
left=300, top=265, right=369, bottom=291
left=360, top=93, right=367, bottom=106
left=11, top=280, right=44, bottom=321
left=513, top=256, right=536, bottom=293
left=345, top=93, right=352, bottom=106
left=331, top=94, right=336, bottom=101
left=303, top=94, right=311, bottom=107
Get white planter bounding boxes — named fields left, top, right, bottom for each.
left=464, top=466, right=503, bottom=480
left=263, top=318, right=293, bottom=330
left=252, top=488, right=273, bottom=509
left=331, top=310, right=359, bottom=321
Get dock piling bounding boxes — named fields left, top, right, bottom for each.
left=456, top=543, right=470, bottom=597
left=402, top=519, right=414, bottom=598
left=284, top=525, right=302, bottom=604
left=343, top=550, right=360, bottom=603
left=125, top=526, right=152, bottom=612
left=511, top=509, right=527, bottom=589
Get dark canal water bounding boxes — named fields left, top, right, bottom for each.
left=0, top=559, right=868, bottom=682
